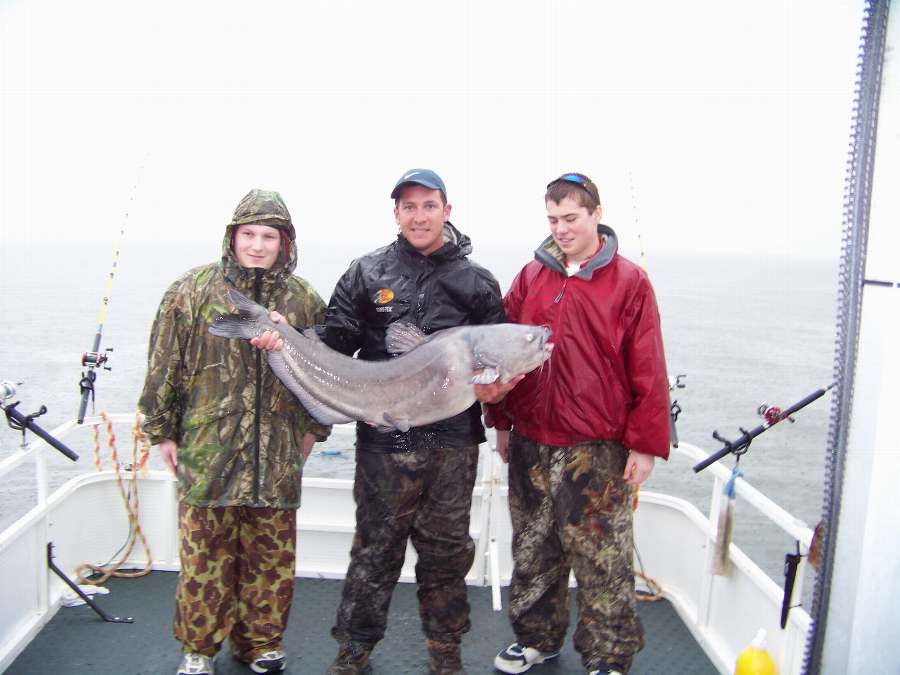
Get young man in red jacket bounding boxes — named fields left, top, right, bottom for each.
left=485, top=173, right=671, bottom=675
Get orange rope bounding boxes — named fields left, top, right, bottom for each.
left=133, top=413, right=151, bottom=473
left=635, top=571, right=663, bottom=602
left=75, top=411, right=154, bottom=584
left=92, top=421, right=102, bottom=473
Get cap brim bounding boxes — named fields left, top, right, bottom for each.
left=390, top=179, right=443, bottom=199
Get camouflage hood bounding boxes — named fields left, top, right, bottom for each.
left=221, top=189, right=298, bottom=278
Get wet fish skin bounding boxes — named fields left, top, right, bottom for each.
left=209, top=289, right=552, bottom=432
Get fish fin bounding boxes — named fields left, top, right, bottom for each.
left=267, top=354, right=354, bottom=425
left=208, top=316, right=250, bottom=339
left=382, top=413, right=411, bottom=432
left=209, top=288, right=270, bottom=339
left=386, top=322, right=429, bottom=354
left=472, top=350, right=502, bottom=373
left=471, top=367, right=500, bottom=385
left=224, top=288, right=263, bottom=317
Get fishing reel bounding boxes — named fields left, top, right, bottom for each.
left=81, top=348, right=113, bottom=370
left=668, top=373, right=687, bottom=392
left=2, top=380, right=47, bottom=426
left=756, top=402, right=795, bottom=427
left=1, top=380, right=21, bottom=402
left=78, top=347, right=113, bottom=424
left=669, top=374, right=686, bottom=417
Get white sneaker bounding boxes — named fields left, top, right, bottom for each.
left=177, top=653, right=214, bottom=675
left=587, top=670, right=623, bottom=675
left=250, top=649, right=287, bottom=673
left=494, top=642, right=560, bottom=674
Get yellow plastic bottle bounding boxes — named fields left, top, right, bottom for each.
left=735, top=629, right=777, bottom=675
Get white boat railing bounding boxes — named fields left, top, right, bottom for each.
left=657, top=444, right=814, bottom=674
left=0, top=414, right=143, bottom=674
left=0, top=416, right=814, bottom=674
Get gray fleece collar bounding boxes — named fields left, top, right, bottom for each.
left=534, top=224, right=618, bottom=278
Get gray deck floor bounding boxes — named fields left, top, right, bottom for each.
left=9, top=572, right=716, bottom=674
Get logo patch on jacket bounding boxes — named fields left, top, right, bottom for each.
left=373, top=288, right=395, bottom=305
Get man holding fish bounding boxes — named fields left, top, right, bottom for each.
left=485, top=173, right=671, bottom=675
left=252, top=168, right=521, bottom=675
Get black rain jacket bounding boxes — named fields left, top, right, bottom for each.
left=321, top=222, right=505, bottom=452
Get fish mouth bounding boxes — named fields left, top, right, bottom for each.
left=540, top=327, right=553, bottom=358
left=541, top=343, right=554, bottom=362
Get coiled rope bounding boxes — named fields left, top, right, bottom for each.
left=75, top=411, right=153, bottom=584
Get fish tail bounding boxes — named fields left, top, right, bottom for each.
left=208, top=315, right=252, bottom=339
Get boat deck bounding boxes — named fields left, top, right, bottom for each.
left=9, top=572, right=716, bottom=674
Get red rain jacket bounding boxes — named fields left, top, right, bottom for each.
left=485, top=225, right=671, bottom=459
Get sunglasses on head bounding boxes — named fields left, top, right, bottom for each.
left=547, top=173, right=592, bottom=190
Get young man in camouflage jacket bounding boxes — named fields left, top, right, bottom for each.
left=139, top=189, right=330, bottom=675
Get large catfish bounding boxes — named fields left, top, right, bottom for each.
left=209, top=289, right=552, bottom=431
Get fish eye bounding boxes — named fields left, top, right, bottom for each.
left=525, top=333, right=534, bottom=342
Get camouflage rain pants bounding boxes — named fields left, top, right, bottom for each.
left=174, top=503, right=297, bottom=662
left=506, top=432, right=643, bottom=673
left=332, top=445, right=479, bottom=647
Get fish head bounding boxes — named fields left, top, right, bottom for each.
left=470, top=324, right=553, bottom=383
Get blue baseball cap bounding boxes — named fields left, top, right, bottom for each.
left=390, top=168, right=447, bottom=201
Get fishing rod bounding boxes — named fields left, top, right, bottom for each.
left=77, top=234, right=121, bottom=424
left=693, top=383, right=834, bottom=473
left=628, top=169, right=687, bottom=450
left=2, top=380, right=78, bottom=461
left=77, top=162, right=145, bottom=424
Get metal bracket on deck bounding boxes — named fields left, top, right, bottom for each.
left=46, top=543, right=134, bottom=623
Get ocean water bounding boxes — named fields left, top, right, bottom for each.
left=0, top=239, right=837, bottom=589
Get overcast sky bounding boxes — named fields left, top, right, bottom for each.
left=1, top=0, right=863, bottom=259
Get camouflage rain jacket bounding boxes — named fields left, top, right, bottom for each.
left=139, top=190, right=330, bottom=508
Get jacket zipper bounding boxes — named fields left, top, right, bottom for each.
left=554, top=276, right=569, bottom=303
left=544, top=274, right=569, bottom=420
left=253, top=268, right=263, bottom=504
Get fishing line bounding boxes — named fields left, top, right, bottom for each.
left=626, top=169, right=648, bottom=274
left=77, top=157, right=148, bottom=424
left=625, top=168, right=679, bottom=602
